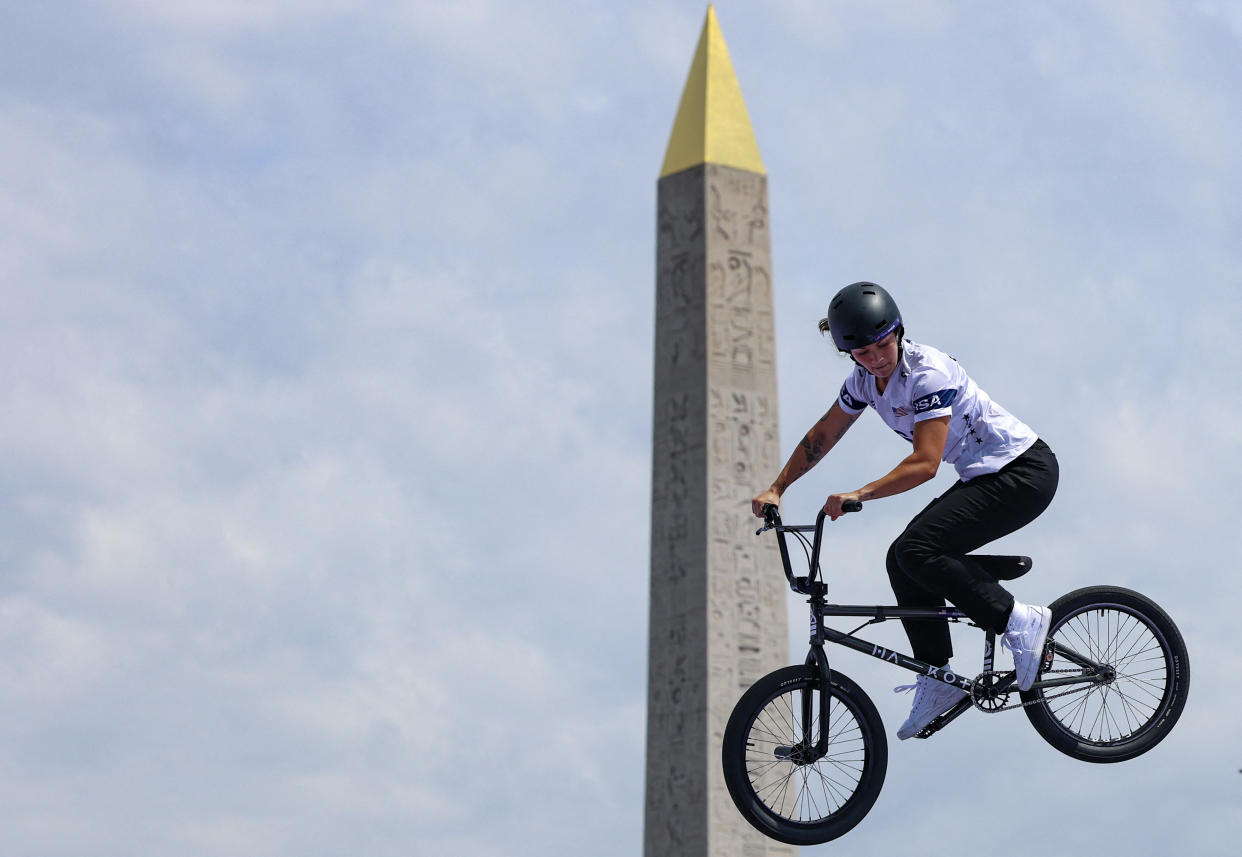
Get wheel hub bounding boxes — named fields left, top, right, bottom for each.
left=774, top=740, right=824, bottom=766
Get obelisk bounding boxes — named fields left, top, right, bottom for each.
left=645, top=7, right=793, bottom=857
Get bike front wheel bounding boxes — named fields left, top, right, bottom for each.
left=721, top=665, right=887, bottom=845
left=1021, top=586, right=1189, bottom=763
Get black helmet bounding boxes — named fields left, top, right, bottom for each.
left=820, top=282, right=903, bottom=352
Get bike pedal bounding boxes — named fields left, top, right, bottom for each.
left=1041, top=640, right=1056, bottom=672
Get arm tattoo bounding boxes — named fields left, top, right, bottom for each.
left=778, top=405, right=861, bottom=489
left=800, top=434, right=827, bottom=466
left=833, top=408, right=861, bottom=443
left=794, top=408, right=857, bottom=473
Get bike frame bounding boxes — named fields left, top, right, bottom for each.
left=761, top=506, right=1108, bottom=749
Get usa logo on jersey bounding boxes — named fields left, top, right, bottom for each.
left=912, top=388, right=958, bottom=413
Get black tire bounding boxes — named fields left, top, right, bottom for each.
left=1021, top=586, right=1189, bottom=763
left=721, top=665, right=887, bottom=845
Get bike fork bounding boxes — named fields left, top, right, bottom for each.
left=805, top=644, right=834, bottom=756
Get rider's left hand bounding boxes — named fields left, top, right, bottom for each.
left=824, top=492, right=863, bottom=521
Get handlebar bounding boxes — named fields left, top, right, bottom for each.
left=757, top=501, right=862, bottom=595
left=761, top=500, right=861, bottom=524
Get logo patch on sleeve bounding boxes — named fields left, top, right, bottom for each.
left=839, top=383, right=867, bottom=411
left=912, top=388, right=958, bottom=413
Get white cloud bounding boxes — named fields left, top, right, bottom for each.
left=0, top=2, right=1237, bottom=855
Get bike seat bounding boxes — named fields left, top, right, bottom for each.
left=969, top=554, right=1033, bottom=581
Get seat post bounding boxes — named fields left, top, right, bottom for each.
left=983, top=630, right=997, bottom=674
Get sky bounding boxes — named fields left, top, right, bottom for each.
left=1, top=1, right=1239, bottom=855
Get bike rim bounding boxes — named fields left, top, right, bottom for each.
left=743, top=682, right=870, bottom=824
left=1037, top=604, right=1174, bottom=746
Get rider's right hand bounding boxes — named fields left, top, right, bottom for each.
left=751, top=487, right=781, bottom=519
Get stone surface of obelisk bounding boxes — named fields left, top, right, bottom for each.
left=645, top=8, right=794, bottom=857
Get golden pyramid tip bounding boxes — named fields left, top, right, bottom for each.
left=660, top=5, right=765, bottom=178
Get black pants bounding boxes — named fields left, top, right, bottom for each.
left=885, top=439, right=1059, bottom=666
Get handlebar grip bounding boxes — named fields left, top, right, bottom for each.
left=762, top=503, right=780, bottom=523
left=841, top=500, right=863, bottom=513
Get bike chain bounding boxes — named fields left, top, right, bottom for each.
left=969, top=668, right=1089, bottom=713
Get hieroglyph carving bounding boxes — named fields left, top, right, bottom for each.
left=648, top=164, right=793, bottom=857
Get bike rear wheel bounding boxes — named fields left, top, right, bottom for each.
left=721, top=665, right=887, bottom=845
left=1021, top=586, right=1189, bottom=763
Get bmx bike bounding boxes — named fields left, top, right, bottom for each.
left=721, top=503, right=1190, bottom=845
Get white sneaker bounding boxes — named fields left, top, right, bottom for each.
left=895, top=674, right=968, bottom=740
left=1003, top=602, right=1051, bottom=691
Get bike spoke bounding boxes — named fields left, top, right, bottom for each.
left=1037, top=604, right=1172, bottom=746
left=743, top=685, right=869, bottom=823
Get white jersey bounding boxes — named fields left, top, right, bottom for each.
left=837, top=339, right=1037, bottom=481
